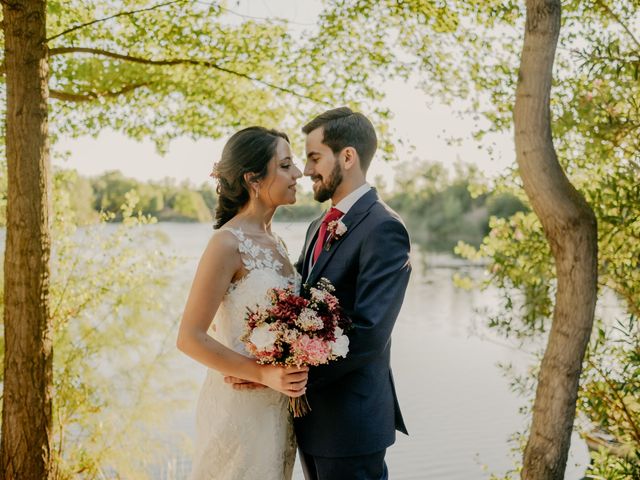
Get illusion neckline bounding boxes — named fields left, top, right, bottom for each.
left=220, top=226, right=297, bottom=295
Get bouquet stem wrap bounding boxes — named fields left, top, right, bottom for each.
left=289, top=396, right=311, bottom=418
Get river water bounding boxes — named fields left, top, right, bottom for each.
left=149, top=222, right=589, bottom=480
left=0, top=222, right=589, bottom=479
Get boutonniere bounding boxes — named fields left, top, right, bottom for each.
left=325, top=219, right=347, bottom=251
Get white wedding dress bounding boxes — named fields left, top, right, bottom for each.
left=189, top=227, right=298, bottom=480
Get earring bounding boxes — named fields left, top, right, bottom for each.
left=254, top=186, right=259, bottom=199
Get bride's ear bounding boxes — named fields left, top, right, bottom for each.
left=243, top=172, right=260, bottom=197
left=243, top=172, right=257, bottom=187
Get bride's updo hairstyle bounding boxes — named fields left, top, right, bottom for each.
left=212, top=126, right=290, bottom=229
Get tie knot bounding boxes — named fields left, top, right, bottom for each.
left=323, top=207, right=343, bottom=224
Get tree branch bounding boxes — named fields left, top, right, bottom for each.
left=46, top=0, right=186, bottom=43
left=586, top=358, right=640, bottom=444
left=48, top=47, right=329, bottom=105
left=573, top=49, right=640, bottom=68
left=195, top=1, right=314, bottom=26
left=49, top=83, right=149, bottom=102
left=595, top=0, right=640, bottom=52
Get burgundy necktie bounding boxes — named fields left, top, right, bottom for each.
left=312, top=207, right=343, bottom=264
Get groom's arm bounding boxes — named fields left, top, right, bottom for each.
left=307, top=218, right=411, bottom=391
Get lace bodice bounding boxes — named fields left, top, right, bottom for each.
left=211, top=227, right=300, bottom=355
left=233, top=227, right=289, bottom=273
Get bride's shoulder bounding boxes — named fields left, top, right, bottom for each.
left=202, top=228, right=242, bottom=260
left=191, top=228, right=243, bottom=282
left=212, top=226, right=241, bottom=242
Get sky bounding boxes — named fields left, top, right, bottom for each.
left=53, top=1, right=517, bottom=193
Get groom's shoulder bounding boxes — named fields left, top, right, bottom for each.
left=369, top=197, right=407, bottom=229
left=358, top=200, right=410, bottom=254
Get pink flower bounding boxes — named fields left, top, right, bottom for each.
left=291, top=334, right=331, bottom=366
left=324, top=294, right=339, bottom=310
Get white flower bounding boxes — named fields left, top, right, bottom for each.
left=316, top=278, right=335, bottom=293
left=310, top=287, right=327, bottom=303
left=249, top=324, right=277, bottom=351
left=296, top=308, right=324, bottom=331
left=282, top=328, right=299, bottom=344
left=329, top=327, right=349, bottom=357
left=327, top=219, right=348, bottom=243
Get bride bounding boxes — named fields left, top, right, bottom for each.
left=176, top=126, right=306, bottom=480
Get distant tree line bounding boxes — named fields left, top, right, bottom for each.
left=62, top=168, right=326, bottom=225
left=385, top=160, right=527, bottom=251
left=59, top=162, right=526, bottom=252
left=68, top=170, right=215, bottom=223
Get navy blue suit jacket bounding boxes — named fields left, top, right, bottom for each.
left=294, top=188, right=411, bottom=458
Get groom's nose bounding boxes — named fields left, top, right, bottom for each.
left=303, top=161, right=313, bottom=177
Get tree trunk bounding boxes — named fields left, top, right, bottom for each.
left=1, top=1, right=53, bottom=479
left=514, top=1, right=598, bottom=479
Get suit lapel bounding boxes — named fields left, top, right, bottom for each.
left=307, top=189, right=378, bottom=285
left=302, top=215, right=324, bottom=280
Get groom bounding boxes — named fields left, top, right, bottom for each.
left=294, top=107, right=411, bottom=480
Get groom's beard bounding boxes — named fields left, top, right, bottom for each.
left=312, top=160, right=343, bottom=203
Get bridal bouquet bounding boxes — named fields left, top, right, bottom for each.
left=241, top=277, right=351, bottom=417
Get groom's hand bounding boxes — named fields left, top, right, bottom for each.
left=224, top=376, right=267, bottom=390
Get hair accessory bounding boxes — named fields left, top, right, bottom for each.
left=210, top=162, right=220, bottom=179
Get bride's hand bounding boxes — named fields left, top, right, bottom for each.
left=258, top=365, right=309, bottom=398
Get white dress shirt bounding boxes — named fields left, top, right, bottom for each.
left=333, top=183, right=372, bottom=215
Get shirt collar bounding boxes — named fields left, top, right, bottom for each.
left=334, top=183, right=372, bottom=215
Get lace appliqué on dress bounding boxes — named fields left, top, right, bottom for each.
left=228, top=227, right=285, bottom=274
left=223, top=228, right=298, bottom=296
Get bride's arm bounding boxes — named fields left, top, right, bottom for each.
left=176, top=231, right=307, bottom=397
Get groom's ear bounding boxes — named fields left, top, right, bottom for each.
left=342, top=146, right=359, bottom=171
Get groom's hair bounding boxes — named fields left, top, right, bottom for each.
left=302, top=107, right=377, bottom=173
